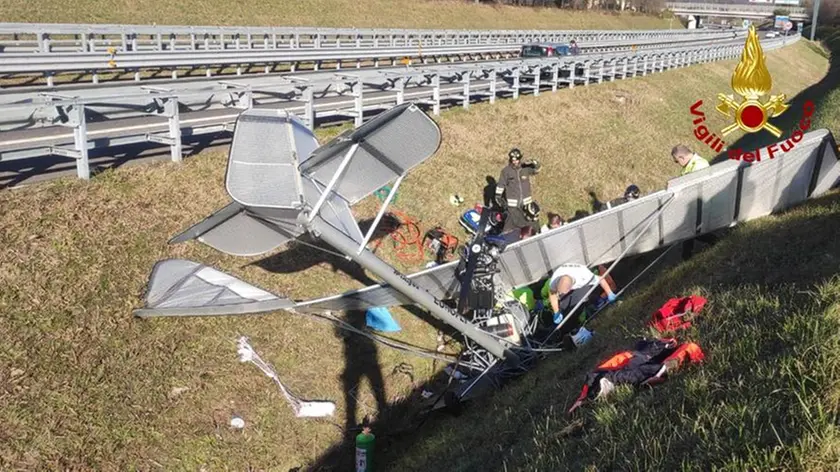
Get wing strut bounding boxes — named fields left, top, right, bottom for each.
left=305, top=212, right=519, bottom=364
left=306, top=142, right=360, bottom=225
left=356, top=174, right=405, bottom=255
left=541, top=194, right=676, bottom=346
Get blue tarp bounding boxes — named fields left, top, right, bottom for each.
left=366, top=307, right=401, bottom=332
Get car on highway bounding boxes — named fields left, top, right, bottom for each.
left=519, top=42, right=572, bottom=58
left=503, top=42, right=577, bottom=86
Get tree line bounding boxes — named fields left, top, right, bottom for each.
left=471, top=0, right=666, bottom=14
left=469, top=0, right=840, bottom=23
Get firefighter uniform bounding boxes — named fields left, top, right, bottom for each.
left=496, top=159, right=541, bottom=233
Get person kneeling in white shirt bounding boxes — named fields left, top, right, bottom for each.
left=545, top=263, right=618, bottom=326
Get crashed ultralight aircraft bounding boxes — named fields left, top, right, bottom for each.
left=134, top=101, right=840, bottom=404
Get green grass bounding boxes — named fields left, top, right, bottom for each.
left=376, top=31, right=840, bottom=472
left=0, top=32, right=836, bottom=471
left=381, top=188, right=840, bottom=472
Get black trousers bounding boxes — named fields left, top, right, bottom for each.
left=682, top=233, right=720, bottom=260
left=502, top=206, right=539, bottom=234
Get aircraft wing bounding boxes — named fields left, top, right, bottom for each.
left=134, top=259, right=295, bottom=318
left=291, top=193, right=673, bottom=312
left=281, top=128, right=840, bottom=313
left=171, top=103, right=439, bottom=257
left=168, top=202, right=301, bottom=257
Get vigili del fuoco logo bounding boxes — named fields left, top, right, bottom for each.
left=689, top=25, right=816, bottom=163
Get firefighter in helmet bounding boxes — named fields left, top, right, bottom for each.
left=495, top=148, right=542, bottom=234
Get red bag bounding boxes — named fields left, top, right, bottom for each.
left=651, top=296, right=707, bottom=333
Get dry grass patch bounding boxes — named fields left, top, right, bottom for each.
left=0, top=40, right=831, bottom=470
left=0, top=0, right=675, bottom=30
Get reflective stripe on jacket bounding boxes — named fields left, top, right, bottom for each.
left=496, top=162, right=541, bottom=207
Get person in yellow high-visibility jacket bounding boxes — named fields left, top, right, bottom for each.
left=672, top=144, right=710, bottom=176
left=671, top=144, right=717, bottom=260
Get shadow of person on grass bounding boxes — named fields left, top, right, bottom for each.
left=250, top=215, right=403, bottom=286
left=336, top=309, right=389, bottom=438
left=482, top=176, right=498, bottom=208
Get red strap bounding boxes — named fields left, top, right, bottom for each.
left=575, top=384, right=590, bottom=402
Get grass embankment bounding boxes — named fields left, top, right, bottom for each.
left=0, top=0, right=674, bottom=29
left=379, top=34, right=840, bottom=471
left=0, top=37, right=833, bottom=470
left=387, top=187, right=840, bottom=472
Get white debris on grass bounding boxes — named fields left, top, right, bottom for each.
left=236, top=336, right=336, bottom=418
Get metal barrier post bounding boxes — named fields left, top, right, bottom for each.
left=462, top=72, right=471, bottom=109
left=568, top=62, right=576, bottom=89
left=583, top=60, right=591, bottom=86
left=396, top=76, right=405, bottom=105
left=303, top=86, right=315, bottom=130
left=73, top=104, right=90, bottom=179
left=489, top=68, right=497, bottom=104
left=166, top=98, right=182, bottom=163
left=46, top=103, right=93, bottom=180
left=432, top=73, right=441, bottom=115
left=512, top=66, right=520, bottom=99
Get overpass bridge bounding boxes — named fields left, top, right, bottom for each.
left=665, top=2, right=809, bottom=22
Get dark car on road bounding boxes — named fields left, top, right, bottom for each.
left=519, top=42, right=572, bottom=58
left=504, top=42, right=576, bottom=85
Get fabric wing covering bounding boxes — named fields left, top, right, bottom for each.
left=135, top=259, right=294, bottom=317
left=166, top=109, right=319, bottom=257
left=169, top=202, right=302, bottom=257
left=299, top=129, right=840, bottom=312
left=298, top=102, right=442, bottom=204
left=226, top=110, right=316, bottom=210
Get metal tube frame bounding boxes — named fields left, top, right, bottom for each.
left=306, top=142, right=359, bottom=224
left=541, top=194, right=676, bottom=346
left=306, top=214, right=519, bottom=363
left=356, top=174, right=405, bottom=254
